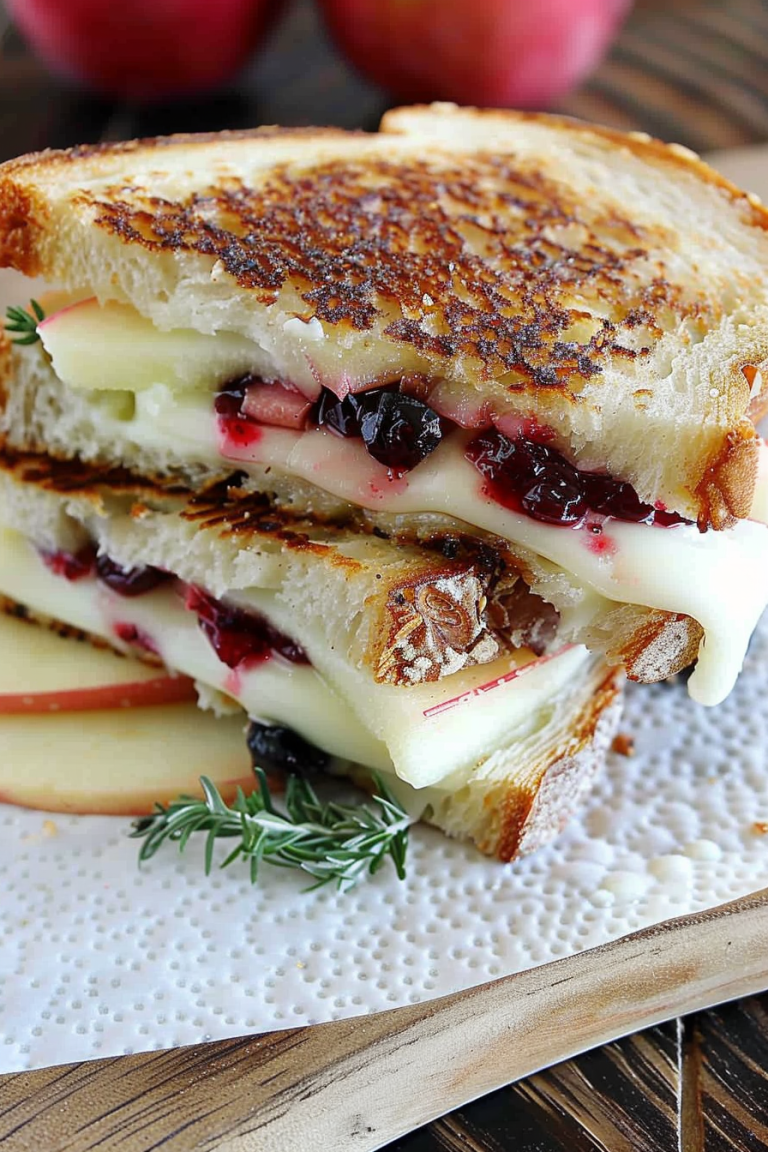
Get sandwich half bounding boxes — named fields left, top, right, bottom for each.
left=0, top=452, right=621, bottom=860
left=2, top=105, right=768, bottom=706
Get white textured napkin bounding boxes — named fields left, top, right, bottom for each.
left=2, top=612, right=768, bottom=1073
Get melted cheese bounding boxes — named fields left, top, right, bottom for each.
left=69, top=384, right=768, bottom=706
left=0, top=526, right=593, bottom=790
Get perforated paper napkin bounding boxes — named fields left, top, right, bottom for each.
left=2, top=613, right=768, bottom=1073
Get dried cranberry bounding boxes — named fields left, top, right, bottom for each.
left=467, top=432, right=588, bottom=524
left=246, top=720, right=328, bottom=777
left=314, top=388, right=365, bottom=437
left=580, top=475, right=655, bottom=524
left=96, top=554, right=172, bottom=597
left=466, top=428, right=688, bottom=528
left=185, top=586, right=309, bottom=669
left=359, top=391, right=443, bottom=471
left=39, top=545, right=96, bottom=581
left=314, top=385, right=443, bottom=472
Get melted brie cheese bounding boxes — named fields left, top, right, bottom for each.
left=0, top=525, right=594, bottom=790
left=58, top=381, right=768, bottom=706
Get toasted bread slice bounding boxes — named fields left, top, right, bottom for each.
left=1, top=105, right=768, bottom=525
left=0, top=448, right=706, bottom=691
left=0, top=450, right=539, bottom=686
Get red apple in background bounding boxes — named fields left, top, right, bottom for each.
left=319, top=0, right=632, bottom=108
left=6, top=0, right=283, bottom=102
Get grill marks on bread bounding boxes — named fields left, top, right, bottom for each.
left=82, top=154, right=707, bottom=390
left=0, top=451, right=562, bottom=686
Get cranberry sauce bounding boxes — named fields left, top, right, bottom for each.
left=466, top=428, right=688, bottom=528
left=215, top=374, right=444, bottom=474
left=314, top=386, right=443, bottom=473
left=95, top=554, right=172, bottom=597
left=39, top=545, right=96, bottom=581
left=113, top=621, right=160, bottom=655
left=184, top=585, right=309, bottom=670
left=214, top=376, right=263, bottom=450
left=41, top=542, right=172, bottom=596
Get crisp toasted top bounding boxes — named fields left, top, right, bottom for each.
left=1, top=106, right=766, bottom=394
left=3, top=104, right=768, bottom=524
left=80, top=151, right=682, bottom=391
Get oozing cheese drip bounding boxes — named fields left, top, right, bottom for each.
left=0, top=525, right=594, bottom=790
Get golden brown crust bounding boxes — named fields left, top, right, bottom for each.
left=71, top=153, right=699, bottom=388
left=583, top=601, right=703, bottom=683
left=489, top=666, right=622, bottom=861
left=0, top=125, right=354, bottom=178
left=614, top=611, right=703, bottom=683
left=0, top=108, right=754, bottom=387
left=0, top=182, right=47, bottom=277
left=695, top=421, right=760, bottom=531
left=383, top=106, right=768, bottom=230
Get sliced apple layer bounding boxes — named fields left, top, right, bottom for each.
left=38, top=297, right=276, bottom=395
left=0, top=609, right=196, bottom=712
left=0, top=701, right=254, bottom=815
left=0, top=612, right=254, bottom=814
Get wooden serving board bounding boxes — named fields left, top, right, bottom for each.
left=2, top=122, right=768, bottom=1152
left=1, top=888, right=768, bottom=1151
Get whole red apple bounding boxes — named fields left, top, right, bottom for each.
left=319, top=0, right=631, bottom=108
left=7, top=0, right=282, bottom=101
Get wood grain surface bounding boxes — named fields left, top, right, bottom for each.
left=5, top=0, right=768, bottom=159
left=2, top=888, right=768, bottom=1152
left=3, top=3, right=768, bottom=1150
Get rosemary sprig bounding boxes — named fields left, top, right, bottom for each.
left=131, top=768, right=411, bottom=891
left=5, top=300, right=45, bottom=345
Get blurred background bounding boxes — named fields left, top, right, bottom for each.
left=0, top=0, right=767, bottom=162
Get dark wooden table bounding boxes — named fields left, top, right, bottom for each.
left=2, top=0, right=768, bottom=1147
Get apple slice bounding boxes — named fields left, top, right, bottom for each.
left=0, top=613, right=254, bottom=814
left=38, top=297, right=264, bottom=393
left=0, top=702, right=254, bottom=815
left=0, top=612, right=196, bottom=713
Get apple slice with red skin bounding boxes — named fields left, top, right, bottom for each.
left=0, top=702, right=255, bottom=816
left=0, top=674, right=198, bottom=714
left=5, top=0, right=282, bottom=102
left=319, top=0, right=630, bottom=108
left=0, top=611, right=197, bottom=713
left=0, top=613, right=254, bottom=814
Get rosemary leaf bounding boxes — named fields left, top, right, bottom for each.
left=130, top=770, right=411, bottom=891
left=5, top=301, right=45, bottom=344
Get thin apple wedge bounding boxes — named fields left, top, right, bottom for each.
left=0, top=612, right=254, bottom=813
left=0, top=702, right=254, bottom=815
left=0, top=611, right=197, bottom=712
left=38, top=297, right=263, bottom=393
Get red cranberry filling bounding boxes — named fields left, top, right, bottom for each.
left=39, top=545, right=96, bottom=581
left=313, top=386, right=444, bottom=473
left=96, top=554, right=172, bottom=597
left=466, top=429, right=688, bottom=528
left=214, top=381, right=248, bottom=419
left=114, top=621, right=160, bottom=656
left=184, top=585, right=309, bottom=669
left=216, top=376, right=445, bottom=474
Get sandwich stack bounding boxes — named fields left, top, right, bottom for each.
left=1, top=105, right=767, bottom=859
